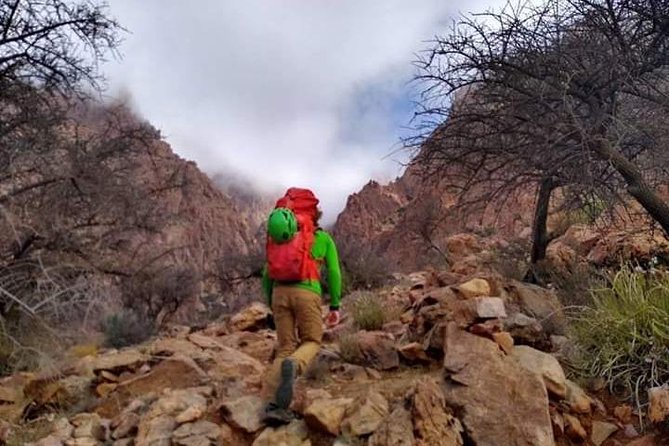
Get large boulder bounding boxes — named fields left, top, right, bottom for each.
left=95, top=357, right=209, bottom=419
left=442, top=323, right=555, bottom=446
left=218, top=395, right=264, bottom=434
left=511, top=346, right=567, bottom=398
left=229, top=303, right=270, bottom=332
left=341, top=390, right=389, bottom=437
left=506, top=282, right=565, bottom=333
left=252, top=420, right=309, bottom=446
left=135, top=388, right=209, bottom=446
left=356, top=331, right=399, bottom=371
left=303, top=396, right=354, bottom=435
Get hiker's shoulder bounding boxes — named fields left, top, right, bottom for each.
left=314, top=229, right=336, bottom=244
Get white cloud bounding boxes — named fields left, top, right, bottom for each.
left=104, top=0, right=504, bottom=222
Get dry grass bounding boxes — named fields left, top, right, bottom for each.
left=337, top=332, right=363, bottom=364
left=347, top=291, right=403, bottom=331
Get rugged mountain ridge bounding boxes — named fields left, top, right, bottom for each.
left=333, top=163, right=535, bottom=271
left=0, top=101, right=270, bottom=322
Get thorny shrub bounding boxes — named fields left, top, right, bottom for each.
left=338, top=243, right=389, bottom=293
left=122, top=265, right=199, bottom=326
left=101, top=309, right=153, bottom=348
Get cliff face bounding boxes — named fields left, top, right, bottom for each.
left=0, top=101, right=268, bottom=307
left=333, top=163, right=535, bottom=271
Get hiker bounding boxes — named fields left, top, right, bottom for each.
left=262, top=187, right=343, bottom=422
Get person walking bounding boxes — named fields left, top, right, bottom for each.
left=262, top=188, right=343, bottom=423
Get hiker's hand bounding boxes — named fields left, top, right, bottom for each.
left=266, top=313, right=276, bottom=330
left=325, top=310, right=341, bottom=328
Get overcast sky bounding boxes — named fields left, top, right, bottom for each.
left=103, top=0, right=500, bottom=222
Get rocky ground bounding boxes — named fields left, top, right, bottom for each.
left=1, top=271, right=668, bottom=446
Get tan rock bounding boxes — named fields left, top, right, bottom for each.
left=218, top=395, right=264, bottom=433
left=70, top=413, right=106, bottom=441
left=252, top=420, right=309, bottom=446
left=229, top=302, right=270, bottom=332
left=186, top=333, right=222, bottom=350
left=648, top=385, right=669, bottom=423
left=507, top=281, right=565, bottom=332
left=172, top=420, right=220, bottom=444
left=368, top=407, right=415, bottom=446
left=148, top=338, right=210, bottom=362
left=111, top=412, right=140, bottom=439
left=564, top=414, right=587, bottom=441
left=475, top=297, right=507, bottom=319
left=397, top=342, right=430, bottom=363
left=96, top=382, right=117, bottom=398
left=175, top=405, right=204, bottom=424
left=205, top=345, right=265, bottom=389
left=215, top=331, right=276, bottom=363
left=565, top=379, right=592, bottom=414
left=64, top=438, right=101, bottom=446
left=411, top=378, right=464, bottom=446
left=303, top=397, right=354, bottom=435
left=96, top=358, right=208, bottom=419
left=511, top=345, right=567, bottom=398
left=455, top=278, right=491, bottom=299
left=356, top=331, right=399, bottom=370
left=135, top=414, right=175, bottom=446
left=90, top=350, right=147, bottom=373
left=614, top=404, right=634, bottom=424
left=341, top=391, right=389, bottom=437
left=591, top=421, right=618, bottom=446
left=32, top=435, right=65, bottom=446
left=492, top=332, right=514, bottom=354
left=442, top=323, right=554, bottom=446
left=100, top=371, right=119, bottom=382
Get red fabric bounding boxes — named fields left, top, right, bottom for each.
left=275, top=188, right=319, bottom=221
left=267, top=188, right=320, bottom=281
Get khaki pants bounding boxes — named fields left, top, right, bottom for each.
left=265, top=286, right=323, bottom=398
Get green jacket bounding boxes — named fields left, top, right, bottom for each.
left=262, top=229, right=343, bottom=309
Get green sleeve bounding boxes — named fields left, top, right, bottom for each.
left=261, top=265, right=273, bottom=307
left=324, top=235, right=343, bottom=309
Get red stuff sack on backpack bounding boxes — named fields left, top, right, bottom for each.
left=266, top=188, right=321, bottom=282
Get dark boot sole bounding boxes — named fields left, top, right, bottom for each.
left=275, top=358, right=296, bottom=409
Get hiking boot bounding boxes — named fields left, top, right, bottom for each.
left=263, top=402, right=296, bottom=425
left=275, top=358, right=297, bottom=409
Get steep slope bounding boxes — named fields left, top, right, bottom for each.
left=0, top=101, right=268, bottom=322
left=333, top=163, right=534, bottom=271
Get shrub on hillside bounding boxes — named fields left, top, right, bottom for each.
left=339, top=243, right=389, bottom=293
left=348, top=291, right=401, bottom=331
left=122, top=266, right=199, bottom=326
left=571, top=265, right=669, bottom=407
left=102, top=310, right=153, bottom=348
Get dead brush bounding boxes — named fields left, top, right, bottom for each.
left=347, top=291, right=402, bottom=331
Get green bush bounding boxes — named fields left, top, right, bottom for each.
left=571, top=265, right=669, bottom=406
left=102, top=310, right=153, bottom=348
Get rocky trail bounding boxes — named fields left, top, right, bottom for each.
left=1, top=271, right=667, bottom=446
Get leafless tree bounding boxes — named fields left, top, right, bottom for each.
left=409, top=0, right=669, bottom=277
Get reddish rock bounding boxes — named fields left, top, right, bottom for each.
left=442, top=323, right=554, bottom=446
left=356, top=331, right=399, bottom=371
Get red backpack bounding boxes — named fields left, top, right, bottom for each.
left=266, top=188, right=321, bottom=282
